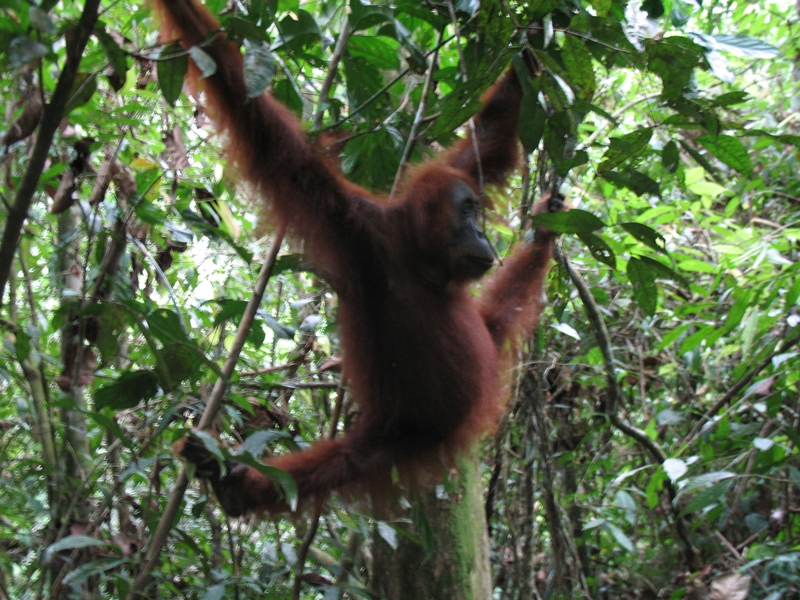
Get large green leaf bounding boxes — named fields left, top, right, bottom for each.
left=696, top=133, right=753, bottom=176
left=157, top=43, right=188, bottom=107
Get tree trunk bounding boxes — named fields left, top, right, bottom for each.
left=372, top=452, right=491, bottom=600
left=794, top=0, right=800, bottom=112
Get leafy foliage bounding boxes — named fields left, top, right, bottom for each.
left=0, top=0, right=799, bottom=598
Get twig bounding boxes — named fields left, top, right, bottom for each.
left=715, top=531, right=768, bottom=592
left=198, top=225, right=286, bottom=429
left=125, top=226, right=286, bottom=599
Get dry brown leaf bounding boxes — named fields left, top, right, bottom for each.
left=710, top=573, right=751, bottom=600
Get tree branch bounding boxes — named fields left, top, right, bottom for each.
left=685, top=327, right=800, bottom=443
left=557, top=249, right=698, bottom=569
left=0, top=0, right=102, bottom=309
left=126, top=227, right=286, bottom=599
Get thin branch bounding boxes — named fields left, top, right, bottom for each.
left=197, top=224, right=286, bottom=430
left=446, top=0, right=486, bottom=194
left=390, top=36, right=441, bottom=198
left=312, top=17, right=351, bottom=131
left=684, top=328, right=800, bottom=443
left=126, top=227, right=286, bottom=599
left=0, top=0, right=102, bottom=309
left=291, top=506, right=323, bottom=600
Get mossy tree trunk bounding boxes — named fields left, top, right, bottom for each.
left=372, top=452, right=491, bottom=599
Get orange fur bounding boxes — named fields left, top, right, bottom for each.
left=155, top=0, right=555, bottom=515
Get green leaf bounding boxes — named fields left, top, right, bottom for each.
left=66, top=72, right=97, bottom=113
left=95, top=370, right=160, bottom=410
left=518, top=91, right=546, bottom=154
left=213, top=299, right=247, bottom=328
left=620, top=222, right=668, bottom=255
left=146, top=309, right=190, bottom=345
left=531, top=209, right=606, bottom=234
left=561, top=34, right=596, bottom=101
left=225, top=16, right=271, bottom=43
left=247, top=322, right=266, bottom=348
left=702, top=33, right=780, bottom=59
left=601, top=168, right=661, bottom=197
left=627, top=257, right=657, bottom=316
left=573, top=99, right=617, bottom=127
left=527, top=0, right=560, bottom=19
left=347, top=35, right=401, bottom=70
left=14, top=329, right=31, bottom=362
left=95, top=24, right=129, bottom=80
left=786, top=276, right=800, bottom=308
left=156, top=343, right=204, bottom=390
left=713, top=91, right=749, bottom=107
left=273, top=253, right=312, bottom=274
left=342, top=53, right=386, bottom=117
left=133, top=199, right=166, bottom=226
left=679, top=471, right=736, bottom=493
left=202, top=584, right=226, bottom=600
left=44, top=536, right=107, bottom=562
left=602, top=521, right=634, bottom=552
left=681, top=480, right=731, bottom=515
left=192, top=430, right=225, bottom=461
left=428, top=83, right=484, bottom=141
left=243, top=39, right=274, bottom=98
left=647, top=37, right=707, bottom=101
left=676, top=258, right=717, bottom=273
left=157, top=43, right=189, bottom=107
left=662, top=140, right=679, bottom=173
left=646, top=468, right=665, bottom=508
left=262, top=314, right=296, bottom=340
left=638, top=256, right=689, bottom=288
left=598, top=127, right=653, bottom=172
left=340, top=126, right=402, bottom=190
left=679, top=324, right=722, bottom=354
left=740, top=129, right=800, bottom=148
left=543, top=112, right=589, bottom=176
left=237, top=430, right=291, bottom=457
left=278, top=9, right=321, bottom=52
left=696, top=134, right=753, bottom=176
left=655, top=323, right=689, bottom=351
left=577, top=232, right=616, bottom=268
left=349, top=0, right=394, bottom=30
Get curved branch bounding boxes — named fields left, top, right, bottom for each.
left=557, top=249, right=698, bottom=569
left=557, top=250, right=665, bottom=462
